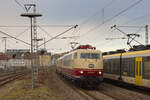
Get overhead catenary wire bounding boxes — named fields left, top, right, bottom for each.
left=78, top=0, right=143, bottom=40
left=116, top=25, right=145, bottom=28
left=24, top=0, right=31, bottom=4
left=0, top=30, right=30, bottom=46
left=111, top=25, right=144, bottom=45
left=39, top=25, right=74, bottom=27
left=14, top=0, right=26, bottom=11
left=0, top=25, right=74, bottom=28
left=134, top=26, right=143, bottom=34
left=116, top=25, right=145, bottom=35
left=37, top=25, right=52, bottom=38
left=74, top=0, right=117, bottom=42
left=104, top=0, right=143, bottom=24
left=38, top=25, right=78, bottom=48
left=79, top=0, right=116, bottom=26
left=115, top=25, right=146, bottom=35
left=0, top=25, right=28, bottom=27
left=124, top=12, right=150, bottom=25
left=103, top=0, right=116, bottom=9
left=15, top=27, right=30, bottom=38
left=22, top=0, right=27, bottom=4
left=6, top=39, right=20, bottom=49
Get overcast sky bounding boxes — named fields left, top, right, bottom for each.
left=0, top=0, right=150, bottom=53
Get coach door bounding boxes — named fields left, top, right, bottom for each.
left=135, top=57, right=143, bottom=86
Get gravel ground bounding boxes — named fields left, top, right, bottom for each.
left=99, top=83, right=150, bottom=100
left=0, top=66, right=87, bottom=100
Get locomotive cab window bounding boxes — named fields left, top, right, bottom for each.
left=80, top=53, right=100, bottom=59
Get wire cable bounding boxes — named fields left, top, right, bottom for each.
left=0, top=30, right=30, bottom=46
left=38, top=25, right=78, bottom=47
left=15, top=27, right=30, bottom=38
left=134, top=26, right=143, bottom=34
left=116, top=25, right=145, bottom=28
left=14, top=0, right=26, bottom=11
left=105, top=0, right=143, bottom=24
left=79, top=0, right=116, bottom=26
left=124, top=12, right=150, bottom=24
left=37, top=25, right=53, bottom=38
left=112, top=25, right=143, bottom=45
left=0, top=25, right=74, bottom=28
left=78, top=0, right=143, bottom=40
left=0, top=25, right=28, bottom=27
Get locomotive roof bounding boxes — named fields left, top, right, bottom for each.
left=66, top=49, right=102, bottom=56
left=103, top=45, right=150, bottom=56
left=74, top=49, right=101, bottom=52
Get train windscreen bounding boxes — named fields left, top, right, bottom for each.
left=80, top=53, right=100, bottom=59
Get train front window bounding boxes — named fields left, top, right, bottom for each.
left=80, top=53, right=100, bottom=59
left=91, top=53, right=100, bottom=59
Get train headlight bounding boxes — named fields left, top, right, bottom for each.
left=80, top=70, right=84, bottom=74
left=99, top=71, right=102, bottom=75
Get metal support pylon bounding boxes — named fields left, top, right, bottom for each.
left=24, top=4, right=39, bottom=80
left=33, top=4, right=39, bottom=80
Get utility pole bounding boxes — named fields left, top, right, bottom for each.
left=145, top=25, right=148, bottom=45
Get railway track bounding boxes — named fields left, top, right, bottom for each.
left=98, top=83, right=150, bottom=100
left=73, top=83, right=150, bottom=100
left=0, top=71, right=27, bottom=86
left=57, top=74, right=115, bottom=100
left=0, top=71, right=17, bottom=77
left=104, top=79, right=150, bottom=96
left=74, top=88, right=115, bottom=100
left=57, top=74, right=150, bottom=100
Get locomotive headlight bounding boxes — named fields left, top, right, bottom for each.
left=80, top=70, right=84, bottom=74
left=99, top=71, right=102, bottom=75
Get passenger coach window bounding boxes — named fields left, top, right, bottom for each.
left=80, top=53, right=100, bottom=59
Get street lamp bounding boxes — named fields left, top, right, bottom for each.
left=21, top=13, right=42, bottom=89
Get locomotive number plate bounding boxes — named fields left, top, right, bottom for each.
left=89, top=64, right=94, bottom=68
